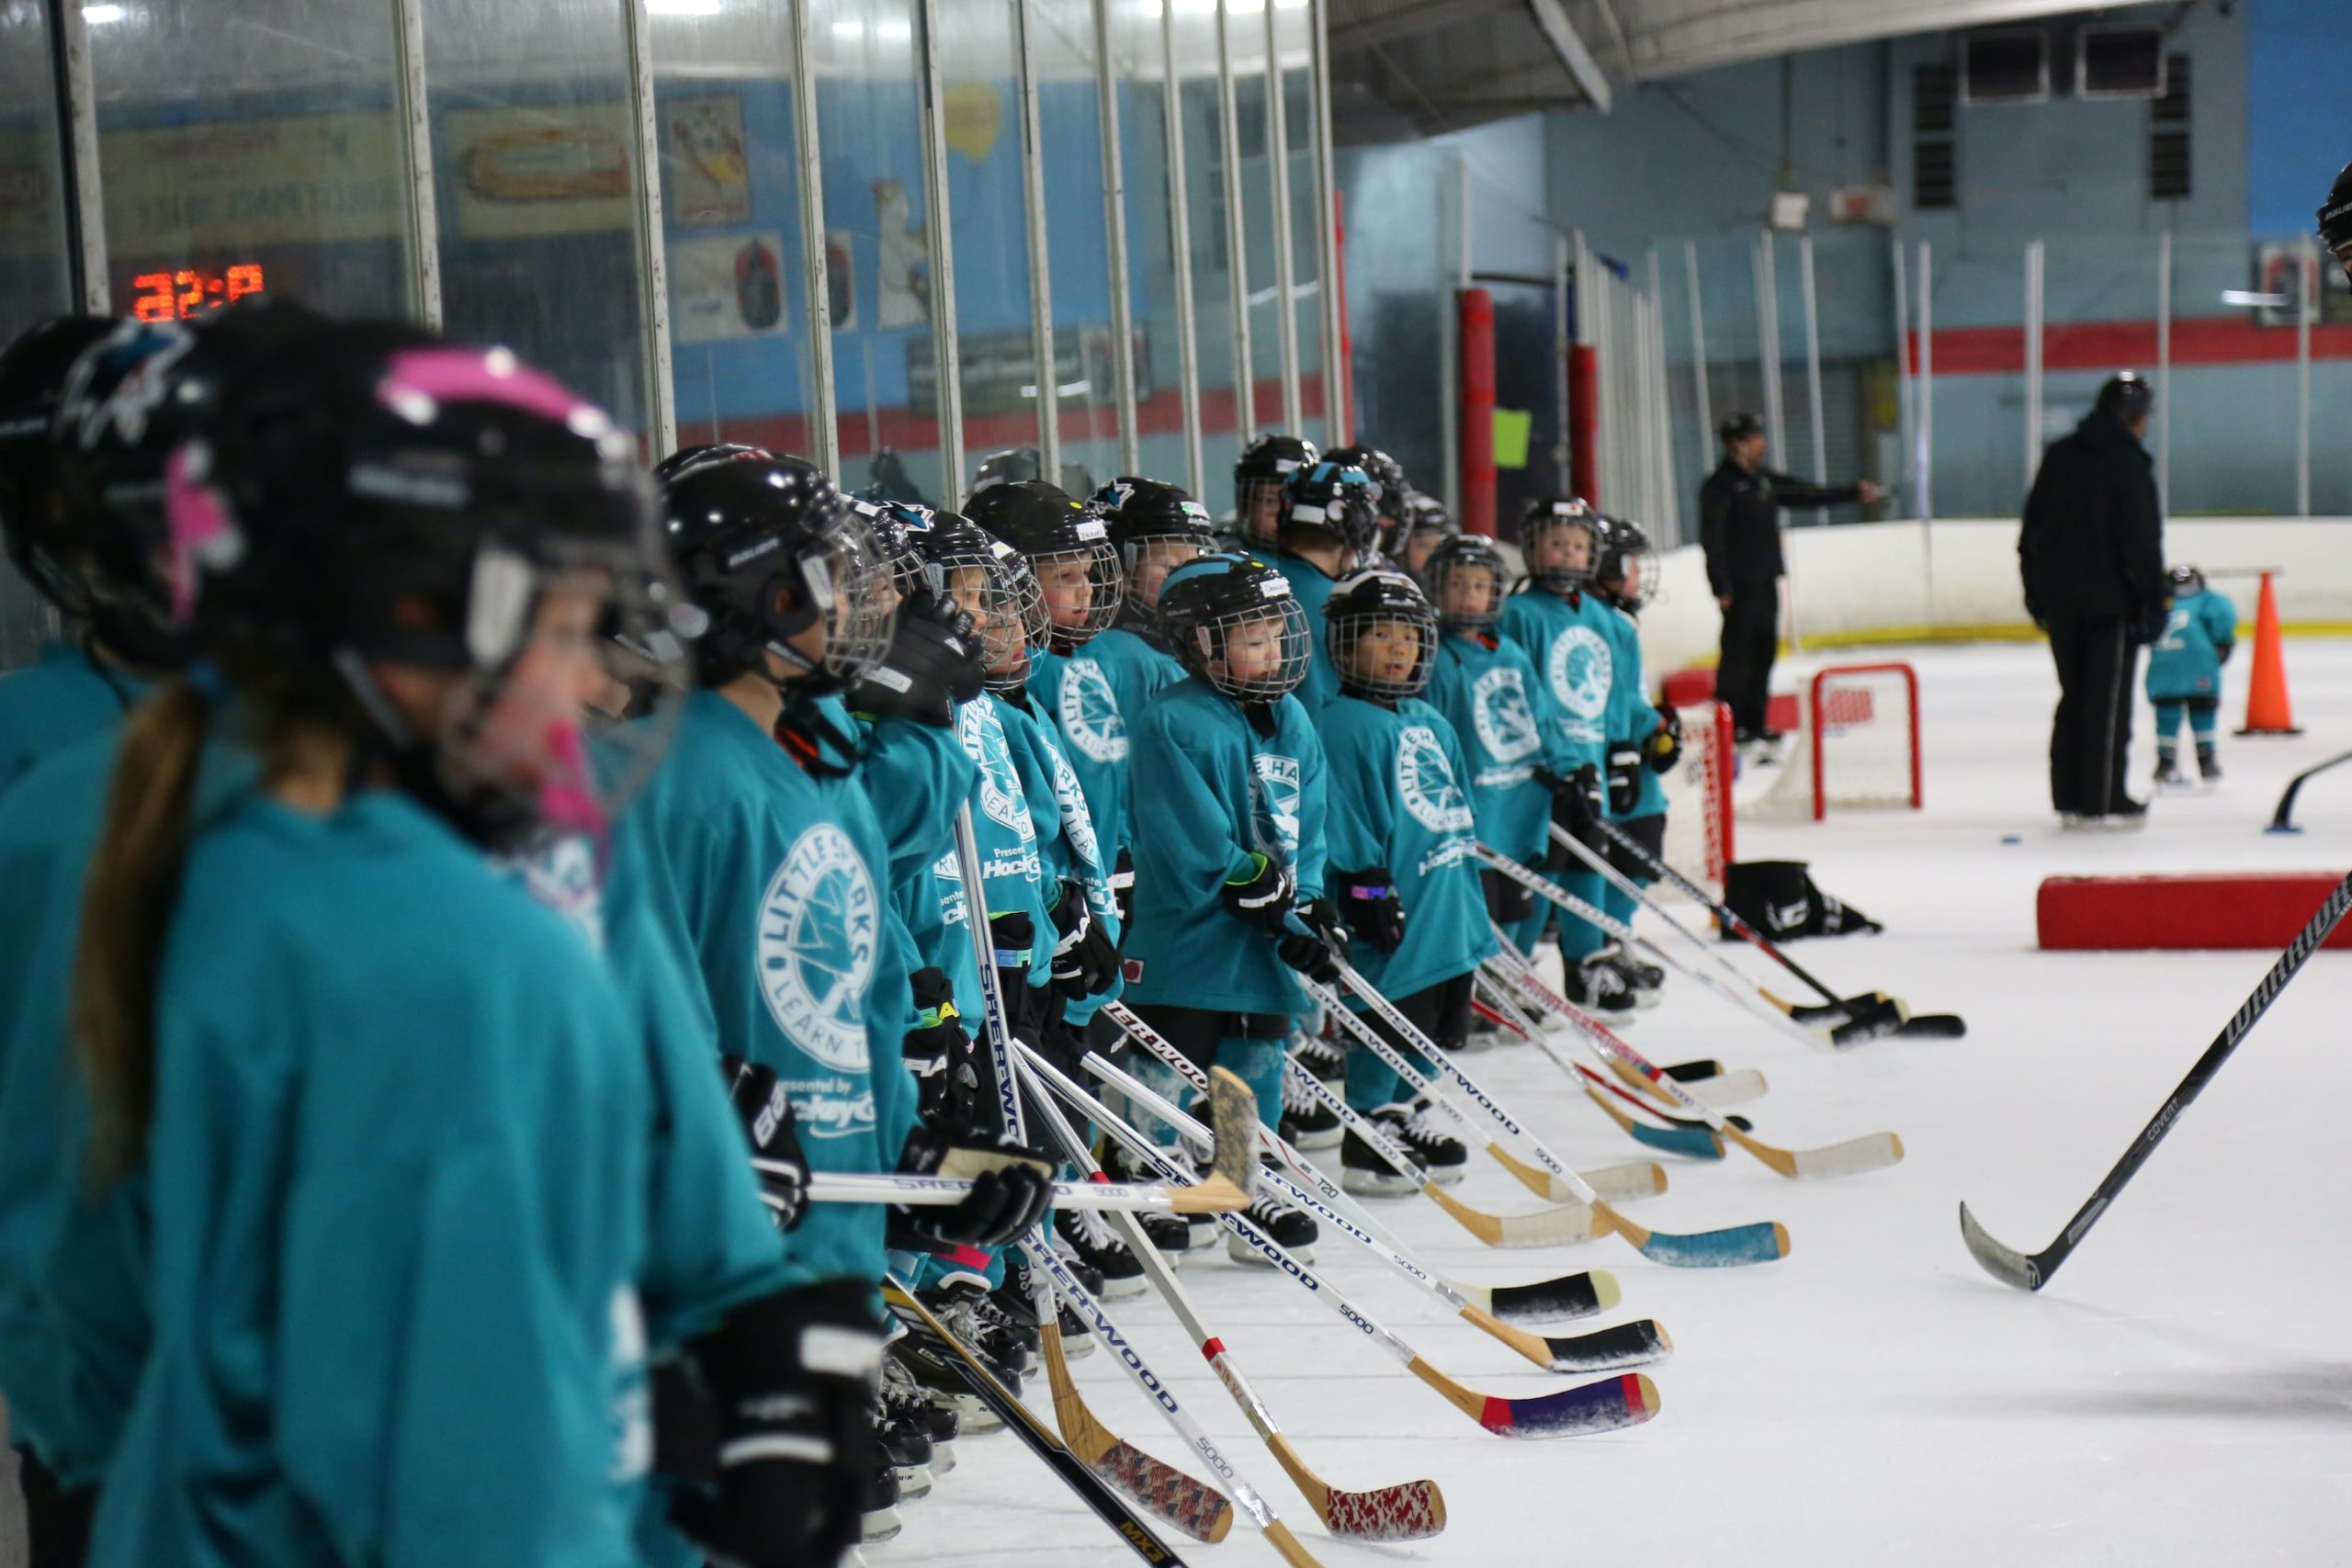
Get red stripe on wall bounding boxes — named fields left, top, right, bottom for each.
left=1907, top=316, right=2352, bottom=376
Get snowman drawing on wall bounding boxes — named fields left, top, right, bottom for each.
left=874, top=178, right=930, bottom=328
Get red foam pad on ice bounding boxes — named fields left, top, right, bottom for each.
left=1767, top=693, right=1798, bottom=733
left=1661, top=667, right=1714, bottom=708
left=2037, top=873, right=2352, bottom=951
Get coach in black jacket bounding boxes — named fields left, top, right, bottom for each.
left=1699, top=412, right=1879, bottom=742
left=2018, top=373, right=2165, bottom=825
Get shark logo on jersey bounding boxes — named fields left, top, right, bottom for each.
left=1470, top=665, right=1542, bottom=764
left=1249, top=751, right=1304, bottom=861
left=1546, top=624, right=1612, bottom=732
left=756, top=822, right=879, bottom=1074
left=507, top=834, right=606, bottom=950
left=1047, top=742, right=1103, bottom=870
left=1058, top=657, right=1128, bottom=765
left=1396, top=724, right=1475, bottom=834
left=957, top=700, right=1034, bottom=839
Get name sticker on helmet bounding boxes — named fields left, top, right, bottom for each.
left=1076, top=517, right=1108, bottom=541
left=1258, top=577, right=1292, bottom=601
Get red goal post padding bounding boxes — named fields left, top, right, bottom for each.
left=1659, top=699, right=1736, bottom=897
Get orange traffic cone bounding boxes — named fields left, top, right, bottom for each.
left=2235, top=570, right=2301, bottom=736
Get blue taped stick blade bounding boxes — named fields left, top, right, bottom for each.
left=1635, top=1220, right=1790, bottom=1269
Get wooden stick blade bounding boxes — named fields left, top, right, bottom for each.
left=1205, top=1066, right=1258, bottom=1196
left=1789, top=1131, right=1906, bottom=1179
left=1686, top=1068, right=1769, bottom=1107
left=1578, top=1161, right=1669, bottom=1201
left=1166, top=1172, right=1250, bottom=1215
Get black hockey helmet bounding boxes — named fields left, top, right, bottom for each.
left=652, top=442, right=770, bottom=484
left=49, top=303, right=343, bottom=670
left=0, top=313, right=122, bottom=626
left=1279, top=459, right=1380, bottom=561
left=1234, top=433, right=1318, bottom=547
left=1091, top=475, right=1216, bottom=618
left=1326, top=567, right=1437, bottom=702
left=1518, top=495, right=1598, bottom=592
left=853, top=496, right=932, bottom=597
left=1718, top=411, right=1765, bottom=446
left=1157, top=550, right=1311, bottom=703
left=1420, top=533, right=1510, bottom=635
left=163, top=320, right=684, bottom=851
left=661, top=452, right=895, bottom=694
left=894, top=502, right=1044, bottom=692
left=1592, top=514, right=1658, bottom=610
left=2095, top=371, right=2154, bottom=424
left=1396, top=491, right=1458, bottom=576
left=1324, top=445, right=1406, bottom=511
left=2166, top=563, right=2206, bottom=599
left=2320, top=161, right=2352, bottom=281
left=961, top=478, right=1122, bottom=649
left=971, top=445, right=1096, bottom=500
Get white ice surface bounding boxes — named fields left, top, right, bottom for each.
left=872, top=640, right=2352, bottom=1568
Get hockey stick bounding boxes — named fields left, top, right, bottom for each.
left=1015, top=1087, right=1304, bottom=1555
left=1101, top=1000, right=1622, bottom=1245
left=1006, top=1055, right=1443, bottom=1540
left=1482, top=942, right=1905, bottom=1180
left=952, top=805, right=1031, bottom=1137
left=1959, top=871, right=2352, bottom=1292
left=1023, top=1041, right=1661, bottom=1438
left=1470, top=978, right=1726, bottom=1161
left=1315, top=997, right=1678, bottom=1205
left=1084, top=1048, right=1670, bottom=1374
left=1015, top=1233, right=1235, bottom=1544
left=1573, top=818, right=1966, bottom=1044
left=1491, top=840, right=1835, bottom=1050
left=1307, top=968, right=1790, bottom=1269
left=884, top=1276, right=1191, bottom=1566
left=787, top=1168, right=1251, bottom=1214
left=1105, top=1017, right=1626, bottom=1324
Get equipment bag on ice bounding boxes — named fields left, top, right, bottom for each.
left=1723, top=860, right=1883, bottom=941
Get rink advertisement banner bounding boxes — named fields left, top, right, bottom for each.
left=448, top=102, right=635, bottom=239
left=670, top=231, right=790, bottom=344
left=661, top=94, right=752, bottom=229
left=94, top=110, right=403, bottom=254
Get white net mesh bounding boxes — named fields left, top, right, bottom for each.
left=1747, top=662, right=1921, bottom=822
left=1658, top=700, right=1734, bottom=900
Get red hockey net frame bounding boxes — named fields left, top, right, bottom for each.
left=1665, top=699, right=1736, bottom=894
left=1807, top=661, right=1922, bottom=822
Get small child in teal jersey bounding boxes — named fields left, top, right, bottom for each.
left=2145, top=564, right=2236, bottom=787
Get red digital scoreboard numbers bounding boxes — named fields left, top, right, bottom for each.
left=130, top=264, right=266, bottom=322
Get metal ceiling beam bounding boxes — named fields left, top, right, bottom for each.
left=1329, top=0, right=1504, bottom=52
left=1525, top=0, right=1611, bottom=112
left=1608, top=0, right=2096, bottom=84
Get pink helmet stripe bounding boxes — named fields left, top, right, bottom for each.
left=163, top=445, right=233, bottom=622
left=378, top=346, right=594, bottom=425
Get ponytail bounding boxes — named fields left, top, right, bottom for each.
left=74, top=679, right=212, bottom=1184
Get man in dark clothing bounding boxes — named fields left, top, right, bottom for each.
left=1698, top=412, right=1881, bottom=745
left=2018, top=372, right=2166, bottom=827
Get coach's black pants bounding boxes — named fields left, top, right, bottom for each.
left=1715, top=581, right=1779, bottom=738
left=2044, top=614, right=2138, bottom=816
left=13, top=1445, right=95, bottom=1568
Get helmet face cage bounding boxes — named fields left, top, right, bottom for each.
left=923, top=530, right=1038, bottom=693
left=1121, top=527, right=1212, bottom=617
left=1328, top=586, right=1436, bottom=701
left=1183, top=595, right=1312, bottom=703
left=808, top=503, right=899, bottom=688
left=1523, top=501, right=1598, bottom=592
left=1423, top=536, right=1506, bottom=634
left=1594, top=519, right=1658, bottom=610
left=857, top=499, right=930, bottom=600
left=1030, top=532, right=1125, bottom=650
left=2167, top=564, right=2205, bottom=598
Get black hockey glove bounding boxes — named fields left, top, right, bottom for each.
left=1111, top=844, right=1136, bottom=929
left=1331, top=867, right=1406, bottom=954
left=1047, top=881, right=1120, bottom=1000
left=893, top=1125, right=1056, bottom=1248
left=1643, top=710, right=1683, bottom=774
left=1605, top=741, right=1643, bottom=815
left=904, top=967, right=989, bottom=1136
left=849, top=587, right=985, bottom=726
left=989, top=909, right=1038, bottom=973
left=1220, top=851, right=1296, bottom=934
left=722, top=1055, right=809, bottom=1232
left=669, top=1280, right=882, bottom=1568
left=1276, top=898, right=1347, bottom=983
left=1544, top=762, right=1605, bottom=836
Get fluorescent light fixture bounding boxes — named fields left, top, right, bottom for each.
left=82, top=4, right=126, bottom=21
left=831, top=17, right=865, bottom=38
left=647, top=0, right=721, bottom=14
left=2220, top=290, right=2289, bottom=309
left=876, top=17, right=910, bottom=39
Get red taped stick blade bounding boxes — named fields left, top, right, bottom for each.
left=1320, top=1479, right=1447, bottom=1540
left=1091, top=1439, right=1234, bottom=1542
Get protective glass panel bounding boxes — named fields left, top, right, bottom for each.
left=1108, top=0, right=1192, bottom=492
left=0, top=0, right=73, bottom=667
left=1029, top=0, right=1119, bottom=495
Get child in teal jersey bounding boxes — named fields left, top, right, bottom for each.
left=1086, top=476, right=1220, bottom=918
left=1122, top=553, right=1340, bottom=1261
left=2145, top=565, right=2237, bottom=787
left=61, top=328, right=707, bottom=1568
left=1589, top=516, right=1679, bottom=1005
left=635, top=452, right=1052, bottom=1556
left=1497, top=496, right=1637, bottom=1021
left=1268, top=458, right=1382, bottom=711
left=1316, top=570, right=1487, bottom=1196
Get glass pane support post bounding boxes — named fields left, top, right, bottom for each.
left=2156, top=228, right=2172, bottom=504
left=1308, top=0, right=1345, bottom=444
left=1684, top=238, right=1711, bottom=485
left=2297, top=237, right=2313, bottom=517
left=1753, top=231, right=1786, bottom=472
left=51, top=0, right=107, bottom=312
left=1014, top=0, right=1059, bottom=481
left=1916, top=241, right=1934, bottom=525
left=1552, top=232, right=1570, bottom=492
left=620, top=0, right=676, bottom=458
left=391, top=0, right=443, bottom=329
left=1159, top=0, right=1204, bottom=495
left=1215, top=0, right=1252, bottom=439
left=1798, top=232, right=1826, bottom=525
left=1261, top=0, right=1300, bottom=433
left=1093, top=0, right=1139, bottom=475
left=2023, top=238, right=2044, bottom=499
left=916, top=0, right=966, bottom=508
left=789, top=0, right=841, bottom=477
